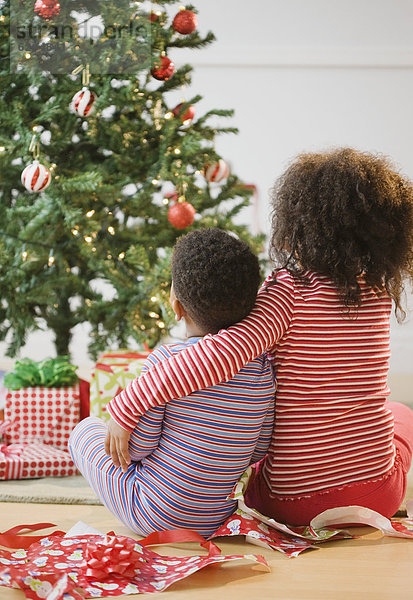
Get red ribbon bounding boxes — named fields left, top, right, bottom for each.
left=139, top=529, right=222, bottom=557
left=0, top=523, right=220, bottom=566
left=80, top=530, right=221, bottom=580
left=0, top=443, right=25, bottom=458
left=99, top=350, right=150, bottom=361
left=82, top=536, right=140, bottom=579
left=0, top=523, right=64, bottom=549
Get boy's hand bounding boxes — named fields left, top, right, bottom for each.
left=104, top=418, right=131, bottom=473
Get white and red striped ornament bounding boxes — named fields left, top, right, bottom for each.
left=204, top=159, right=230, bottom=183
left=71, top=87, right=96, bottom=117
left=21, top=160, right=51, bottom=193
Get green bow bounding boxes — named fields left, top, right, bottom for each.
left=4, top=356, right=79, bottom=390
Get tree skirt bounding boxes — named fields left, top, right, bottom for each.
left=0, top=475, right=101, bottom=505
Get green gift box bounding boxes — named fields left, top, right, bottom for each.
left=89, top=350, right=150, bottom=421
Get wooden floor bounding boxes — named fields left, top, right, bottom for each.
left=1, top=368, right=412, bottom=599
left=2, top=502, right=413, bottom=600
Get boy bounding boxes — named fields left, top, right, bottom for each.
left=69, top=228, right=275, bottom=536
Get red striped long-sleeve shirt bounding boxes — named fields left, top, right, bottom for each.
left=108, top=270, right=395, bottom=497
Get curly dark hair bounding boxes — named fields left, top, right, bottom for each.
left=269, top=148, right=413, bottom=320
left=172, top=228, right=261, bottom=333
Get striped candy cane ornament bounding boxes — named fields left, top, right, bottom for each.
left=21, top=160, right=51, bottom=192
left=204, top=159, right=230, bottom=183
left=71, top=86, right=96, bottom=117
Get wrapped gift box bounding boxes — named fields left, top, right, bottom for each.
left=0, top=442, right=76, bottom=480
left=0, top=419, right=14, bottom=442
left=3, top=385, right=80, bottom=449
left=90, top=350, right=150, bottom=421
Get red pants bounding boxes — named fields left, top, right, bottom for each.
left=244, top=402, right=413, bottom=525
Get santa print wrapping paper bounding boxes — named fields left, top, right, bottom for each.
left=4, top=385, right=80, bottom=449
left=1, top=505, right=413, bottom=600
left=0, top=530, right=269, bottom=599
left=211, top=509, right=317, bottom=557
left=90, top=350, right=150, bottom=422
left=0, top=442, right=76, bottom=480
left=214, top=466, right=413, bottom=554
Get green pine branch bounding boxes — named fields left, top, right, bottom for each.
left=0, top=0, right=263, bottom=358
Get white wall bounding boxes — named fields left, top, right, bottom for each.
left=1, top=0, right=413, bottom=376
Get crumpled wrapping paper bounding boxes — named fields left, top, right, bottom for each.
left=0, top=528, right=269, bottom=599
left=209, top=466, right=413, bottom=555
left=1, top=469, right=412, bottom=598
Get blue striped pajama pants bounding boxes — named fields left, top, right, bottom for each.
left=69, top=417, right=150, bottom=535
left=69, top=416, right=242, bottom=537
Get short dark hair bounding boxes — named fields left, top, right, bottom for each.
left=171, top=228, right=261, bottom=333
left=269, top=148, right=413, bottom=320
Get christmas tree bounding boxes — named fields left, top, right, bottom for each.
left=0, top=0, right=263, bottom=359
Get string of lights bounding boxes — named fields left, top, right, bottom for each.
left=0, top=228, right=168, bottom=331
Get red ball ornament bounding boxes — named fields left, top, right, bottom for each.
left=21, top=160, right=51, bottom=192
left=168, top=200, right=196, bottom=229
left=204, top=159, right=230, bottom=183
left=151, top=56, right=175, bottom=81
left=150, top=11, right=162, bottom=22
left=71, top=87, right=96, bottom=117
left=172, top=103, right=195, bottom=123
left=34, top=0, right=61, bottom=20
left=172, top=10, right=198, bottom=35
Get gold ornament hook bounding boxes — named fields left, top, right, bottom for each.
left=72, top=63, right=91, bottom=86
left=29, top=134, right=40, bottom=160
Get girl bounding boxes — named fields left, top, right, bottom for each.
left=106, top=148, right=413, bottom=525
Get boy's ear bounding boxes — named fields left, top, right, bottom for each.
left=172, top=297, right=185, bottom=322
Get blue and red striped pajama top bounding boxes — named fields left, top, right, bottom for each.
left=69, top=338, right=275, bottom=535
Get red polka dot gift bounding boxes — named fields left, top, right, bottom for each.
left=1, top=357, right=87, bottom=450
left=0, top=441, right=76, bottom=480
